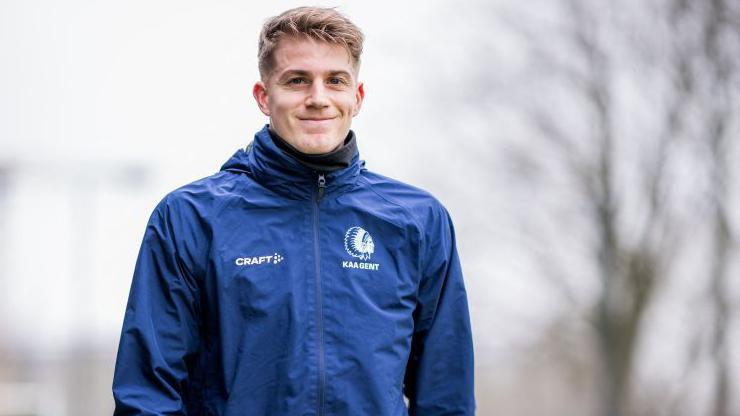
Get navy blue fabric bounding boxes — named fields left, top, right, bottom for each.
left=112, top=125, right=475, bottom=415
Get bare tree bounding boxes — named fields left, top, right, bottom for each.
left=431, top=0, right=739, bottom=414
left=698, top=1, right=739, bottom=415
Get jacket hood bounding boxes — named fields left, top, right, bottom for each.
left=221, top=125, right=362, bottom=200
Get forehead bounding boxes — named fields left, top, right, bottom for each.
left=271, top=37, right=355, bottom=76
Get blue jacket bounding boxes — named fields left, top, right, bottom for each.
left=112, top=126, right=475, bottom=415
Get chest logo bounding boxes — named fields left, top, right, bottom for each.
left=343, top=226, right=380, bottom=271
left=344, top=226, right=375, bottom=260
left=235, top=253, right=284, bottom=266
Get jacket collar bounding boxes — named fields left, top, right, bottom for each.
left=220, top=125, right=362, bottom=200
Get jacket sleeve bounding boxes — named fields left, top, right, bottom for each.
left=112, top=196, right=204, bottom=415
left=404, top=205, right=476, bottom=415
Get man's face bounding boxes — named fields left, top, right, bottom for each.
left=253, top=37, right=365, bottom=155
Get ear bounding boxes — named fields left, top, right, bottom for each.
left=352, top=82, right=365, bottom=117
left=253, top=81, right=270, bottom=116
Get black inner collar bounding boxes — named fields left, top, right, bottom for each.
left=268, top=128, right=357, bottom=173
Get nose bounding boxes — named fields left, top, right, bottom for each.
left=305, top=82, right=330, bottom=109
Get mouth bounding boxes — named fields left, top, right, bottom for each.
left=296, top=117, right=337, bottom=132
left=298, top=117, right=337, bottom=122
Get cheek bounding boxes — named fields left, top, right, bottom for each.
left=269, top=93, right=299, bottom=112
left=338, top=95, right=358, bottom=114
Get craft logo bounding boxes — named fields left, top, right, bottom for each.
left=342, top=226, right=380, bottom=271
left=235, top=253, right=284, bottom=266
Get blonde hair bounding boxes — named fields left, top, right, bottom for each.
left=258, top=7, right=364, bottom=80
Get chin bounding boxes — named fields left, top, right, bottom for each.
left=297, top=133, right=342, bottom=154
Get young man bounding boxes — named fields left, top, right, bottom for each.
left=112, top=7, right=475, bottom=415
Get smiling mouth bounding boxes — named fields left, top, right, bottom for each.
left=298, top=117, right=336, bottom=121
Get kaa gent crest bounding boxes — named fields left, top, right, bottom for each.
left=344, top=226, right=375, bottom=260
left=342, top=226, right=380, bottom=271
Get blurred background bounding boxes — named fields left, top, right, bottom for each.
left=1, top=0, right=739, bottom=414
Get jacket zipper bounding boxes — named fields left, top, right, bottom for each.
left=313, top=173, right=326, bottom=416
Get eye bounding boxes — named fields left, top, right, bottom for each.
left=328, top=77, right=347, bottom=85
left=287, top=77, right=307, bottom=85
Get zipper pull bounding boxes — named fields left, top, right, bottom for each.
left=317, top=173, right=326, bottom=201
